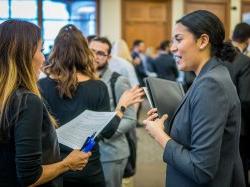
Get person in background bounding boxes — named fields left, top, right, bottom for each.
left=143, top=10, right=245, bottom=187
left=39, top=25, right=141, bottom=187
left=87, top=34, right=97, bottom=44
left=153, top=40, right=178, bottom=81
left=44, top=44, right=53, bottom=65
left=232, top=22, right=250, bottom=57
left=0, top=20, right=90, bottom=187
left=111, top=39, right=142, bottom=187
left=223, top=23, right=250, bottom=186
left=89, top=37, right=144, bottom=187
left=144, top=47, right=157, bottom=75
left=39, top=25, right=114, bottom=187
left=39, top=45, right=53, bottom=80
left=112, top=39, right=133, bottom=62
left=111, top=39, right=139, bottom=87
left=247, top=38, right=250, bottom=57
left=131, top=39, right=148, bottom=86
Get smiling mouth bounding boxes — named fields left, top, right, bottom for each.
left=173, top=55, right=182, bottom=63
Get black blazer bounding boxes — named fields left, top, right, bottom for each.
left=153, top=53, right=178, bottom=81
left=163, top=57, right=245, bottom=187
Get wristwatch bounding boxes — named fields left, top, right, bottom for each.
left=120, top=105, right=126, bottom=113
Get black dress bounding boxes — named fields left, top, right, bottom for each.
left=0, top=88, right=61, bottom=187
left=38, top=77, right=120, bottom=187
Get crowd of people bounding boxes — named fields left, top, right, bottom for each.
left=0, top=9, right=250, bottom=187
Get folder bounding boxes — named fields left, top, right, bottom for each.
left=144, top=77, right=185, bottom=126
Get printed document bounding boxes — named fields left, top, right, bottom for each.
left=56, top=110, right=116, bottom=149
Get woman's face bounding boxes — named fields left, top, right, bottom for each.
left=171, top=23, right=201, bottom=73
left=32, top=40, right=45, bottom=79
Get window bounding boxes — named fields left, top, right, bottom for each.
left=0, top=1, right=9, bottom=19
left=242, top=13, right=250, bottom=24
left=0, top=0, right=98, bottom=53
left=42, top=0, right=97, bottom=53
left=0, top=0, right=37, bottom=24
left=11, top=0, right=37, bottom=19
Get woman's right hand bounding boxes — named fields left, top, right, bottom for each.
left=143, top=108, right=171, bottom=148
left=63, top=150, right=91, bottom=171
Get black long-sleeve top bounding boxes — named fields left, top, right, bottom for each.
left=0, top=88, right=61, bottom=187
left=38, top=77, right=120, bottom=185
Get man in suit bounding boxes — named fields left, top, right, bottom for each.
left=225, top=24, right=250, bottom=186
left=153, top=40, right=179, bottom=81
left=232, top=22, right=250, bottom=57
left=89, top=37, right=137, bottom=187
left=131, top=39, right=148, bottom=86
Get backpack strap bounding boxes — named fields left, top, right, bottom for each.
left=110, top=72, right=121, bottom=107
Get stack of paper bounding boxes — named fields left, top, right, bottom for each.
left=56, top=110, right=116, bottom=149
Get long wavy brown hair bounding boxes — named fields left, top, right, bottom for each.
left=44, top=24, right=96, bottom=98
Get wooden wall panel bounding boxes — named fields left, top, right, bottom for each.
left=185, top=3, right=227, bottom=23
left=242, top=3, right=250, bottom=14
left=242, top=0, right=250, bottom=15
left=184, top=0, right=230, bottom=39
left=122, top=0, right=171, bottom=50
left=125, top=2, right=167, bottom=22
left=186, top=0, right=227, bottom=2
left=125, top=22, right=167, bottom=49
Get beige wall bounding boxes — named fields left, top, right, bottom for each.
left=171, top=0, right=184, bottom=34
left=100, top=0, right=121, bottom=43
left=230, top=0, right=241, bottom=37
left=100, top=0, right=241, bottom=41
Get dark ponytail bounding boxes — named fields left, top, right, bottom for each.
left=215, top=41, right=238, bottom=62
left=177, top=10, right=238, bottom=63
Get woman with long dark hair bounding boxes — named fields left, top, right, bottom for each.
left=0, top=20, right=90, bottom=187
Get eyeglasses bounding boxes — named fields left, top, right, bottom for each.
left=91, top=49, right=108, bottom=58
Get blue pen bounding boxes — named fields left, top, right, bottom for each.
left=81, top=132, right=96, bottom=152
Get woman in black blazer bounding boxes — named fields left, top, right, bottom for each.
left=143, top=10, right=245, bottom=187
left=0, top=20, right=90, bottom=187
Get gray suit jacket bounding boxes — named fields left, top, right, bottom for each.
left=163, top=57, right=245, bottom=187
left=99, top=68, right=137, bottom=162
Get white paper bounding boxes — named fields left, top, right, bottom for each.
left=56, top=110, right=116, bottom=149
left=143, top=87, right=154, bottom=108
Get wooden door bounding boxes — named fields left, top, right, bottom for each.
left=122, top=0, right=171, bottom=51
left=184, top=0, right=230, bottom=39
